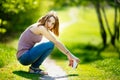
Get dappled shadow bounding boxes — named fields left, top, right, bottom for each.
left=13, top=70, right=40, bottom=80
left=13, top=70, right=79, bottom=80
left=52, top=42, right=120, bottom=64
left=114, top=45, right=120, bottom=59
left=75, top=43, right=120, bottom=63
left=52, top=43, right=103, bottom=63
left=40, top=74, right=79, bottom=80
left=54, top=74, right=79, bottom=79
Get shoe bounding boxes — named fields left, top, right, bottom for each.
left=29, top=66, right=48, bottom=75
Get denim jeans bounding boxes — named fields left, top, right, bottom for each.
left=18, top=41, right=54, bottom=68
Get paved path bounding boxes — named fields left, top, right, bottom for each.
left=39, top=8, right=78, bottom=80
left=40, top=57, right=68, bottom=80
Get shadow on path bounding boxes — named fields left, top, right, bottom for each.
left=40, top=74, right=79, bottom=80
left=13, top=70, right=40, bottom=80
left=13, top=70, right=79, bottom=80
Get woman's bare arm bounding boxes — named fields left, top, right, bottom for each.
left=37, top=26, right=80, bottom=67
left=38, top=26, right=71, bottom=56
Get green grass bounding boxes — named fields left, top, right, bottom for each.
left=56, top=58, right=120, bottom=80
left=0, top=60, right=41, bottom=80
left=0, top=43, right=44, bottom=79
left=0, top=43, right=16, bottom=68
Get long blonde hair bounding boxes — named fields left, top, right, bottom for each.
left=37, top=11, right=59, bottom=36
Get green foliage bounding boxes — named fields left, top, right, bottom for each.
left=0, top=43, right=16, bottom=67
left=0, top=0, right=53, bottom=41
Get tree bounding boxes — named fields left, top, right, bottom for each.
left=0, top=0, right=53, bottom=42
left=91, top=0, right=120, bottom=57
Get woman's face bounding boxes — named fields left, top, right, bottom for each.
left=45, top=16, right=55, bottom=30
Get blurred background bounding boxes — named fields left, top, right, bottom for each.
left=0, top=0, right=120, bottom=80
left=0, top=0, right=119, bottom=43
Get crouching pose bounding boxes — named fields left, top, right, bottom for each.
left=16, top=11, right=80, bottom=75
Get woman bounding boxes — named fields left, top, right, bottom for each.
left=16, top=11, right=80, bottom=75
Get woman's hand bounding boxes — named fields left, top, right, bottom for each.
left=67, top=54, right=80, bottom=68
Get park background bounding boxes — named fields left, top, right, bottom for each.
left=0, top=0, right=120, bottom=80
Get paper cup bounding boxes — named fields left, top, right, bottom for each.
left=72, top=60, right=78, bottom=69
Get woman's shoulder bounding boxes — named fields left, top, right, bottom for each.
left=29, top=23, right=46, bottom=35
left=30, top=23, right=39, bottom=27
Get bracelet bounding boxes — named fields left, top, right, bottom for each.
left=66, top=51, right=69, bottom=54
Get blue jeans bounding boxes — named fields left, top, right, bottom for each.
left=18, top=41, right=54, bottom=68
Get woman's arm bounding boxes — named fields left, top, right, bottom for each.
left=38, top=26, right=80, bottom=66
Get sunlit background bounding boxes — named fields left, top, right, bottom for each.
left=0, top=0, right=120, bottom=80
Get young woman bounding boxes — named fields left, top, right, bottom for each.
left=16, top=11, right=80, bottom=75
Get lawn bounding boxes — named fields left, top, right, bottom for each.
left=0, top=42, right=44, bottom=79
left=55, top=58, right=120, bottom=80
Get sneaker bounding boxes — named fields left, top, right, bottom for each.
left=29, top=66, right=48, bottom=75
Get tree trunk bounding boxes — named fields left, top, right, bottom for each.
left=117, top=7, right=120, bottom=41
left=95, top=2, right=107, bottom=46
left=111, top=0, right=118, bottom=45
left=101, top=6, right=112, bottom=37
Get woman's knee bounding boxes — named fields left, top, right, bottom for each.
left=48, top=41, right=54, bottom=49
